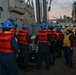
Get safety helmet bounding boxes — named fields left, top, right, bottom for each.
left=2, top=21, right=13, bottom=29
left=48, top=24, right=53, bottom=29
left=56, top=27, right=61, bottom=31
left=22, top=25, right=28, bottom=30
left=12, top=21, right=18, bottom=27
left=40, top=23, right=46, bottom=30
left=66, top=26, right=72, bottom=31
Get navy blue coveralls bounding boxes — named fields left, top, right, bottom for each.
left=48, top=40, right=56, bottom=65
left=35, top=33, right=52, bottom=69
left=19, top=34, right=32, bottom=70
left=56, top=33, right=64, bottom=57
left=48, top=30, right=57, bottom=65
left=0, top=37, right=19, bottom=75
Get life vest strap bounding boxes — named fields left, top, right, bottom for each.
left=0, top=49, right=14, bottom=53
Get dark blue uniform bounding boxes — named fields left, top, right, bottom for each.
left=48, top=40, right=56, bottom=65
left=56, top=33, right=64, bottom=57
left=19, top=34, right=32, bottom=70
left=35, top=34, right=52, bottom=70
left=0, top=37, right=19, bottom=75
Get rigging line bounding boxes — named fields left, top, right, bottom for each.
left=51, top=2, right=72, bottom=11
left=50, top=6, right=72, bottom=16
left=52, top=0, right=71, bottom=12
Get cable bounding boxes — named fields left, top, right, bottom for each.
left=50, top=7, right=72, bottom=16
left=50, top=1, right=73, bottom=17
left=52, top=0, right=72, bottom=12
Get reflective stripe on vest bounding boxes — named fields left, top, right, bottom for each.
left=0, top=49, right=14, bottom=53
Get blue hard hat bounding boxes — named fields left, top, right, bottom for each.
left=22, top=25, right=28, bottom=30
left=56, top=27, right=61, bottom=31
left=2, top=21, right=14, bottom=29
left=12, top=21, right=18, bottom=27
left=40, top=23, right=46, bottom=30
left=48, top=24, right=53, bottom=29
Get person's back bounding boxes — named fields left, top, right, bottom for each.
left=63, top=26, right=74, bottom=67
left=56, top=27, right=64, bottom=57
left=0, top=21, right=19, bottom=75
left=56, top=28, right=64, bottom=46
left=18, top=25, right=32, bottom=72
left=35, top=23, right=52, bottom=70
left=48, top=24, right=56, bottom=65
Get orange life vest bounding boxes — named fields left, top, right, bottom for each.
left=0, top=32, right=14, bottom=53
left=11, top=30, right=16, bottom=35
left=56, top=31, right=63, bottom=40
left=48, top=30, right=57, bottom=41
left=18, top=30, right=29, bottom=45
left=38, top=30, right=48, bottom=43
